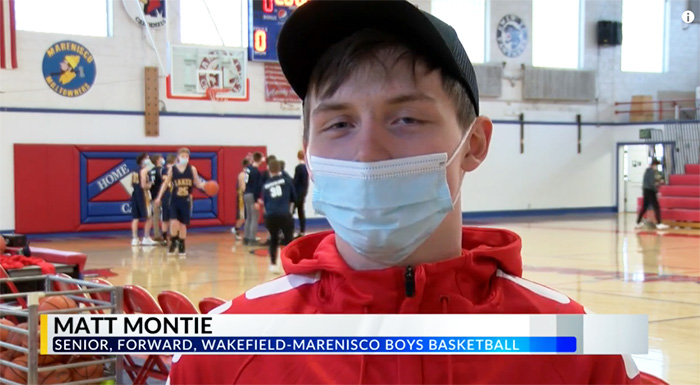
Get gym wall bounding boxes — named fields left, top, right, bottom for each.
left=0, top=0, right=697, bottom=232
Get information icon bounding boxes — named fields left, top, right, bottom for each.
left=682, top=10, right=695, bottom=24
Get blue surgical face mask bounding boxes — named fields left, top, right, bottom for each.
left=308, top=126, right=472, bottom=265
left=178, top=156, right=188, bottom=165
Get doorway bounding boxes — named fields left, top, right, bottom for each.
left=617, top=142, right=674, bottom=213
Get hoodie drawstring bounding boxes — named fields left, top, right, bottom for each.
left=441, top=296, right=453, bottom=385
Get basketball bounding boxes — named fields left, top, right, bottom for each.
left=0, top=235, right=6, bottom=254
left=7, top=322, right=28, bottom=347
left=69, top=359, right=104, bottom=383
left=39, top=367, right=71, bottom=384
left=0, top=349, right=16, bottom=362
left=23, top=329, right=62, bottom=365
left=203, top=180, right=219, bottom=196
left=39, top=295, right=78, bottom=314
left=0, top=318, right=15, bottom=348
left=3, top=355, right=28, bottom=384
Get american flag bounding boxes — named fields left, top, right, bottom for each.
left=0, top=0, right=17, bottom=69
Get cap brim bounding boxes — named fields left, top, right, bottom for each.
left=278, top=0, right=458, bottom=101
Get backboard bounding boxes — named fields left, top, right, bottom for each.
left=167, top=44, right=249, bottom=101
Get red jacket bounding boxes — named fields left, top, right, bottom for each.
left=169, top=228, right=641, bottom=384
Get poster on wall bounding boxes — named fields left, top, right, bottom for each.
left=42, top=41, right=96, bottom=98
left=264, top=62, right=301, bottom=103
left=496, top=15, right=528, bottom=58
left=122, top=0, right=166, bottom=28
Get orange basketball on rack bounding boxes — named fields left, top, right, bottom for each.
left=0, top=349, right=16, bottom=362
left=39, top=366, right=71, bottom=384
left=0, top=318, right=15, bottom=348
left=7, top=322, right=28, bottom=347
left=69, top=358, right=104, bottom=383
left=203, top=181, right=219, bottom=196
left=0, top=236, right=6, bottom=254
left=22, top=328, right=62, bottom=365
left=3, top=355, right=28, bottom=384
left=39, top=295, right=78, bottom=314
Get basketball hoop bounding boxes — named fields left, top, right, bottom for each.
left=206, top=87, right=228, bottom=102
left=206, top=88, right=229, bottom=116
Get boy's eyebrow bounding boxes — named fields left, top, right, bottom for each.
left=312, top=93, right=435, bottom=116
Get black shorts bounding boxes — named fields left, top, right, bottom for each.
left=131, top=191, right=150, bottom=220
left=162, top=191, right=172, bottom=221
left=170, top=197, right=191, bottom=226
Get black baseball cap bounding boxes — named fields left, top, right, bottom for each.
left=277, top=0, right=480, bottom=116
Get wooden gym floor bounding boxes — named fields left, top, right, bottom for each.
left=27, top=213, right=700, bottom=384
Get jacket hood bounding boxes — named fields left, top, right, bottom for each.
left=282, top=227, right=523, bottom=313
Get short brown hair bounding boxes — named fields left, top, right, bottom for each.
left=150, top=153, right=163, bottom=164
left=177, top=147, right=190, bottom=155
left=136, top=152, right=149, bottom=164
left=242, top=158, right=250, bottom=167
left=268, top=159, right=281, bottom=173
left=252, top=152, right=263, bottom=162
left=166, top=154, right=177, bottom=165
left=279, top=160, right=286, bottom=171
left=302, top=29, right=476, bottom=142
left=297, top=150, right=304, bottom=160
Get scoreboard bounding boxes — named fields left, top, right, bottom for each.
left=249, top=0, right=309, bottom=62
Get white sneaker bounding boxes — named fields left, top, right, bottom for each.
left=131, top=238, right=140, bottom=246
left=142, top=237, right=157, bottom=246
left=635, top=223, right=645, bottom=229
left=268, top=264, right=281, bottom=275
left=656, top=223, right=670, bottom=230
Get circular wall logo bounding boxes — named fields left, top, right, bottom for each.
left=496, top=14, right=528, bottom=58
left=42, top=41, right=96, bottom=98
left=122, top=0, right=166, bottom=28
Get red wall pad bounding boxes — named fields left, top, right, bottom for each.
left=14, top=145, right=265, bottom=233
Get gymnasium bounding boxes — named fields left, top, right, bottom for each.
left=0, top=0, right=698, bottom=384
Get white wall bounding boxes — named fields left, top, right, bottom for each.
left=0, top=0, right=697, bottom=231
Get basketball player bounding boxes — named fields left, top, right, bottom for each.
left=293, top=149, right=309, bottom=237
left=242, top=152, right=264, bottom=245
left=257, top=159, right=295, bottom=274
left=130, top=153, right=156, bottom=246
left=261, top=154, right=276, bottom=183
left=154, top=148, right=206, bottom=256
left=170, top=1, right=640, bottom=383
left=231, top=158, right=250, bottom=240
left=159, top=154, right=177, bottom=245
left=148, top=153, right=165, bottom=242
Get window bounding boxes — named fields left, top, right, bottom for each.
left=180, top=0, right=248, bottom=47
left=532, top=0, right=581, bottom=69
left=15, top=0, right=112, bottom=37
left=431, top=0, right=486, bottom=63
left=621, top=0, right=666, bottom=73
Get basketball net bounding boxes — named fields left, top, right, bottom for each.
left=207, top=87, right=228, bottom=115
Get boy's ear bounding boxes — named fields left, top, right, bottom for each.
left=461, top=116, right=493, bottom=172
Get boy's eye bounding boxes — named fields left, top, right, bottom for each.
left=324, top=121, right=352, bottom=130
left=394, top=117, right=420, bottom=125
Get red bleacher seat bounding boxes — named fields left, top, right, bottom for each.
left=685, top=164, right=700, bottom=174
left=198, top=297, right=226, bottom=314
left=157, top=290, right=199, bottom=314
left=668, top=174, right=700, bottom=185
left=638, top=197, right=700, bottom=210
left=659, top=185, right=700, bottom=197
left=638, top=163, right=700, bottom=226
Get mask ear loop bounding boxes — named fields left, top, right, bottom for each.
left=446, top=121, right=477, bottom=206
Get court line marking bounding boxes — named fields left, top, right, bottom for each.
left=648, top=315, right=700, bottom=324
left=553, top=288, right=700, bottom=306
